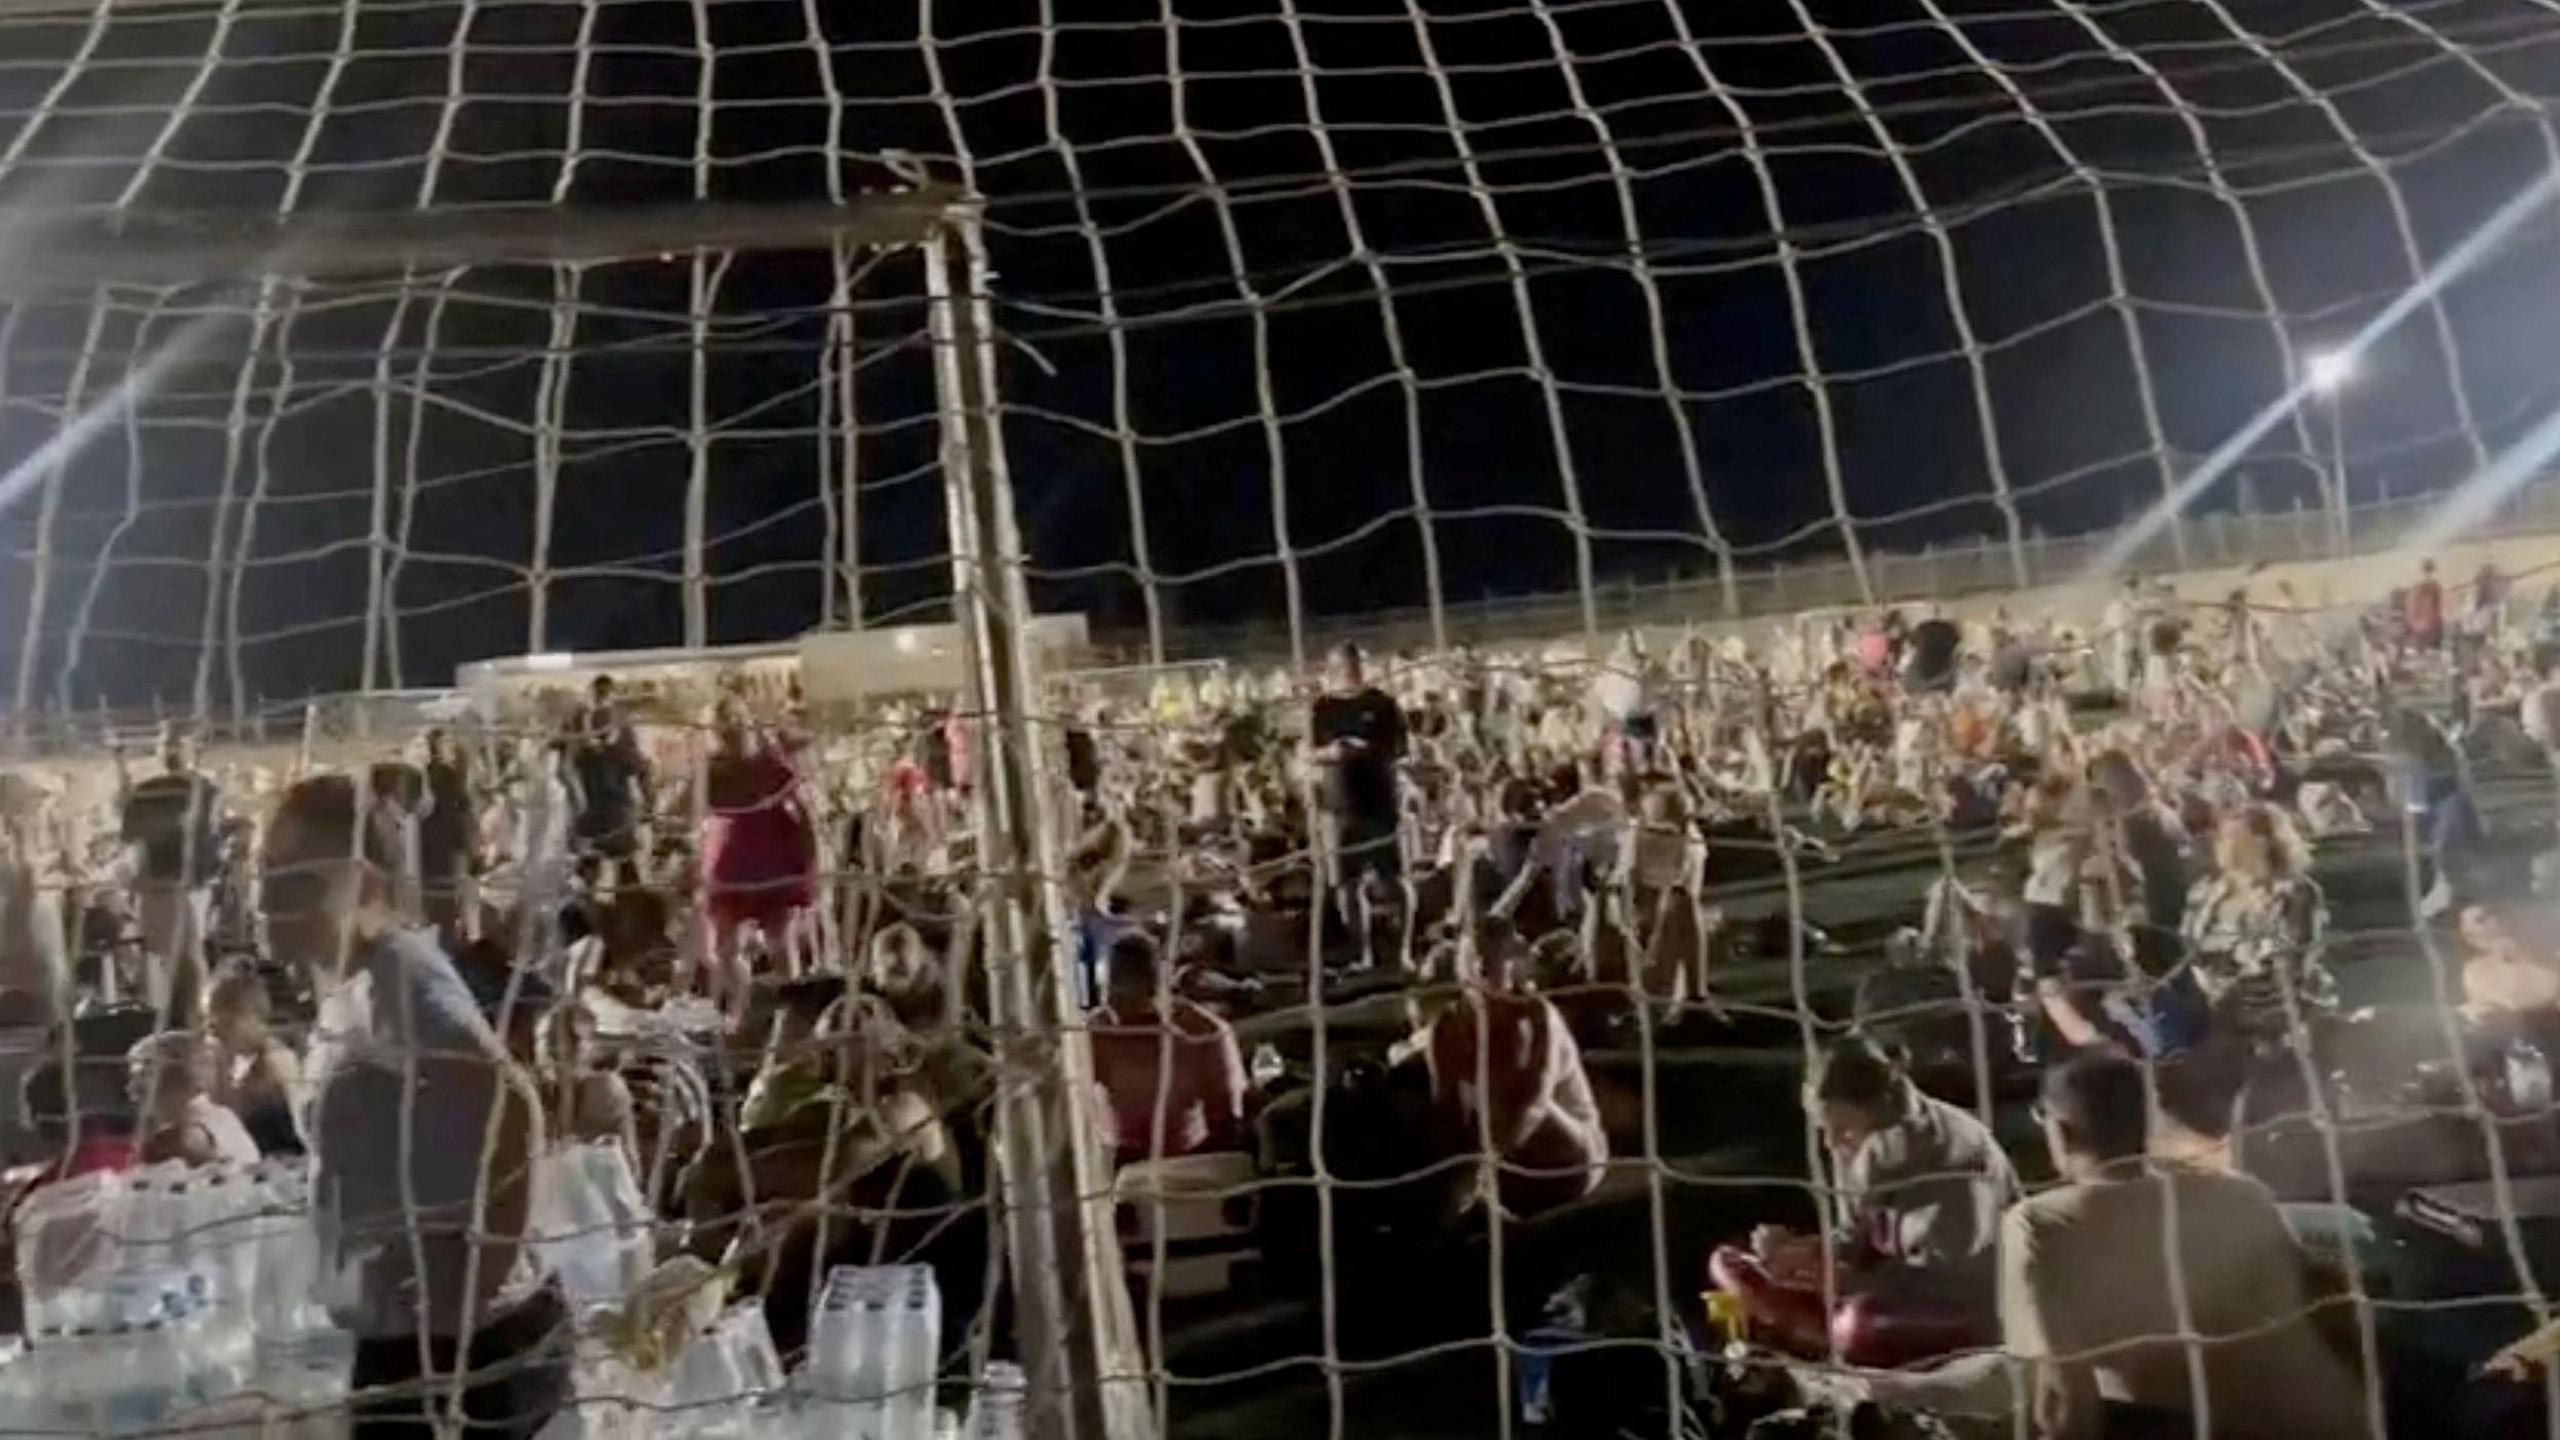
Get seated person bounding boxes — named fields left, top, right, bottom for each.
left=205, top=963, right=303, bottom=1156
left=739, top=974, right=849, bottom=1134
left=545, top=1002, right=638, bottom=1167
left=680, top=989, right=972, bottom=1358
left=1711, top=1035, right=2016, bottom=1368
left=2459, top=901, right=2560, bottom=1025
left=1417, top=938, right=1607, bottom=1219
left=17, top=1056, right=138, bottom=1183
left=1089, top=931, right=1250, bottom=1164
left=2003, top=1050, right=2371, bottom=1439
left=453, top=943, right=637, bottom=1167
left=127, top=1031, right=261, bottom=1166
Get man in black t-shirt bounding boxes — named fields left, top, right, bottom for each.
left=418, top=729, right=479, bottom=945
left=117, top=724, right=223, bottom=1024
left=1309, top=643, right=1408, bottom=964
left=1903, top=617, right=1961, bottom=695
left=567, top=676, right=649, bottom=883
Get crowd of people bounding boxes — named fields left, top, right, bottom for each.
left=0, top=554, right=2555, bottom=1438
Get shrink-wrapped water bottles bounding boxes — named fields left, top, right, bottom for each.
left=800, top=1264, right=941, bottom=1440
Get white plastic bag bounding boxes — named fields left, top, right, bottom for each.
left=12, top=1169, right=123, bottom=1335
left=531, top=1142, right=654, bottom=1307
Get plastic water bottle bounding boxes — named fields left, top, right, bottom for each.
left=2511, top=1039, right=2552, bottom=1113
left=98, top=1316, right=187, bottom=1435
left=965, top=1360, right=1026, bottom=1440
left=668, top=1304, right=783, bottom=1439
left=192, top=1166, right=260, bottom=1316
left=0, top=1338, right=28, bottom=1432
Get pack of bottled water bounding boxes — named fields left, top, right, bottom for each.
left=5, top=1157, right=352, bottom=1436
left=0, top=1272, right=257, bottom=1434
left=16, top=1158, right=331, bottom=1335
left=799, top=1264, right=942, bottom=1440
left=964, top=1360, right=1026, bottom=1440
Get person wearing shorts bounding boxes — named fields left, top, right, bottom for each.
left=118, top=725, right=222, bottom=1025
left=1309, top=643, right=1408, bottom=963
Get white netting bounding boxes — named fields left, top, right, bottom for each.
left=0, top=0, right=2557, bottom=705
left=3, top=2, right=2560, bottom=1439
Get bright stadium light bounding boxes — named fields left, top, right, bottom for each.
left=2307, top=349, right=2357, bottom=393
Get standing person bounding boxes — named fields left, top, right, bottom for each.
left=697, top=697, right=816, bottom=1007
left=417, top=729, right=479, bottom=947
left=262, top=773, right=562, bottom=1440
left=2087, top=752, right=2189, bottom=977
left=2018, top=773, right=2090, bottom=981
left=2405, top=557, right=2447, bottom=655
left=1903, top=614, right=1962, bottom=696
left=116, top=723, right=223, bottom=1026
left=1309, top=643, right=1409, bottom=968
left=569, top=674, right=650, bottom=886
left=509, top=737, right=576, bottom=935
left=2472, top=559, right=2511, bottom=638
left=2385, top=706, right=2476, bottom=919
left=2104, top=575, right=2148, bottom=695
left=0, top=776, right=65, bottom=1028
left=1999, top=1050, right=2370, bottom=1440
left=2524, top=646, right=2560, bottom=883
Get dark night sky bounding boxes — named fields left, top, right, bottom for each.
left=0, top=0, right=2557, bottom=714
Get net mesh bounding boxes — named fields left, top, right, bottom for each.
left=0, top=1, right=2558, bottom=1438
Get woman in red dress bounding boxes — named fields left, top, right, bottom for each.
left=697, top=697, right=816, bottom=1009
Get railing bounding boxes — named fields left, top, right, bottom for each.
left=1112, top=479, right=2560, bottom=665
left=13, top=479, right=2560, bottom=756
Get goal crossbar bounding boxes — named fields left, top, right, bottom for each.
left=0, top=189, right=960, bottom=292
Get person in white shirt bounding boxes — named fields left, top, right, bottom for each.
left=1590, top=631, right=1646, bottom=730
left=2000, top=1050, right=2373, bottom=1440
left=2103, top=575, right=2147, bottom=695
left=2016, top=773, right=2090, bottom=977
left=508, top=736, right=576, bottom=924
left=1488, top=770, right=1630, bottom=927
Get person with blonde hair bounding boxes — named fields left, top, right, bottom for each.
left=127, top=1030, right=260, bottom=1166
left=2181, top=803, right=2333, bottom=1024
left=205, top=963, right=303, bottom=1155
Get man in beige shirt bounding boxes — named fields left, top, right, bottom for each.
left=1999, top=1050, right=2375, bottom=1439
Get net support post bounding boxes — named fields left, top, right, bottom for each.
left=926, top=207, right=1154, bottom=1440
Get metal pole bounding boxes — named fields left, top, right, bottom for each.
left=2328, top=388, right=2352, bottom=556
left=925, top=209, right=1151, bottom=1440
left=0, top=194, right=958, bottom=291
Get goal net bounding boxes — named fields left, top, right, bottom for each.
left=0, top=0, right=2558, bottom=1436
